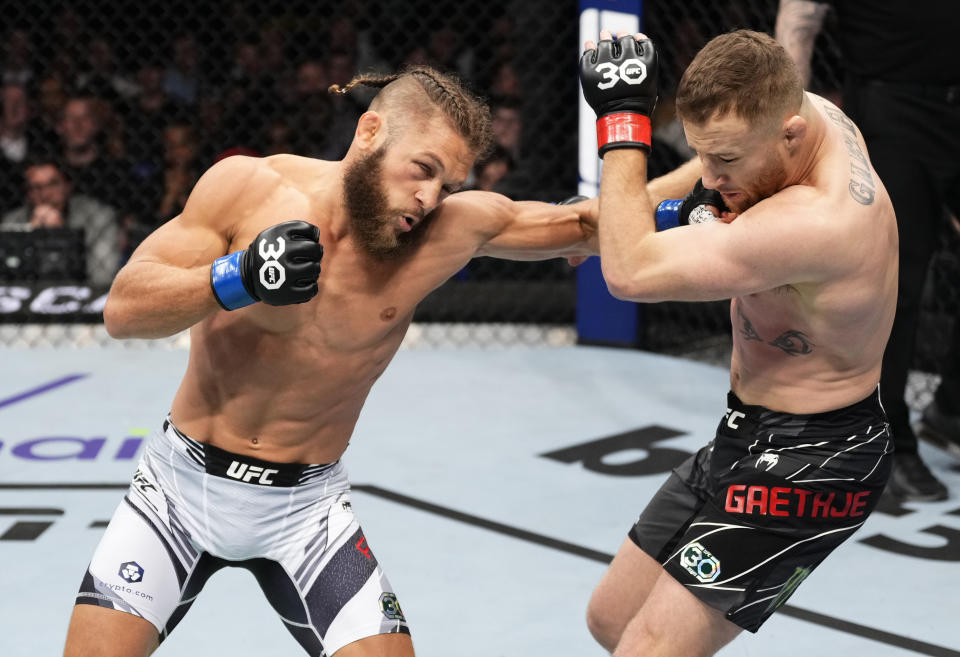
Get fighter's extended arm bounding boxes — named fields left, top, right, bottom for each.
left=439, top=191, right=598, bottom=261
left=775, top=0, right=829, bottom=88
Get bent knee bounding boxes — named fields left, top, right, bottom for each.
left=586, top=596, right=624, bottom=652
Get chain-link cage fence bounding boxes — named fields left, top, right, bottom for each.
left=0, top=0, right=583, bottom=347
left=0, top=1, right=956, bottom=406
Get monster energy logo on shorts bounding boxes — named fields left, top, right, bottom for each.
left=680, top=542, right=721, bottom=583
left=380, top=592, right=405, bottom=621
left=765, top=566, right=811, bottom=614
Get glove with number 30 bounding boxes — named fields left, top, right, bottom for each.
left=579, top=34, right=659, bottom=157
left=210, top=220, right=323, bottom=310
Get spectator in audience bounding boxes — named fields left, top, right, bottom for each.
left=327, top=12, right=387, bottom=78
left=126, top=120, right=202, bottom=255
left=215, top=35, right=275, bottom=151
left=33, top=73, right=68, bottom=151
left=470, top=144, right=514, bottom=192
left=488, top=60, right=522, bottom=100
left=1, top=27, right=36, bottom=87
left=1, top=156, right=119, bottom=286
left=76, top=35, right=138, bottom=103
left=286, top=57, right=360, bottom=160
left=46, top=7, right=87, bottom=83
left=259, top=115, right=296, bottom=156
left=490, top=95, right=522, bottom=160
left=57, top=95, right=133, bottom=212
left=0, top=83, right=35, bottom=206
left=155, top=120, right=200, bottom=223
left=164, top=33, right=203, bottom=106
left=124, top=59, right=180, bottom=170
left=777, top=0, right=960, bottom=500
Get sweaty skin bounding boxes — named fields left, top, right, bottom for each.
left=598, top=91, right=897, bottom=414
left=105, top=118, right=596, bottom=464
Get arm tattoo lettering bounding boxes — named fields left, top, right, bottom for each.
left=823, top=106, right=876, bottom=205
left=769, top=330, right=815, bottom=356
left=737, top=305, right=764, bottom=342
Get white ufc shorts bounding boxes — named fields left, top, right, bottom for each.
left=75, top=417, right=409, bottom=655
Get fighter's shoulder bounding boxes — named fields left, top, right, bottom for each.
left=191, top=156, right=281, bottom=207
left=432, top=190, right=513, bottom=227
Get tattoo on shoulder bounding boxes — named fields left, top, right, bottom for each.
left=822, top=106, right=876, bottom=206
left=769, top=330, right=815, bottom=356
left=737, top=304, right=764, bottom=342
left=737, top=305, right=815, bottom=356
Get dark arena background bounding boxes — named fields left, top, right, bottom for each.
left=0, top=2, right=958, bottom=656
left=0, top=0, right=956, bottom=406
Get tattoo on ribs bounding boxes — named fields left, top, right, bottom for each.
left=823, top=106, right=876, bottom=205
left=737, top=306, right=815, bottom=356
left=769, top=329, right=816, bottom=356
left=737, top=304, right=764, bottom=342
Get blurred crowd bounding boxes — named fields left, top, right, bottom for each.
left=0, top=6, right=579, bottom=286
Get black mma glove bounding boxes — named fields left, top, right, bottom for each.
left=654, top=179, right=729, bottom=231
left=579, top=34, right=659, bottom=157
left=210, top=220, right=323, bottom=310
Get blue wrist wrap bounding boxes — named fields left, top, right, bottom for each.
left=210, top=251, right=257, bottom=310
left=655, top=199, right=682, bottom=231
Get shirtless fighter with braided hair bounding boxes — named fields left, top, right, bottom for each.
left=63, top=65, right=597, bottom=657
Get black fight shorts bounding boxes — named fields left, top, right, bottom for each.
left=629, top=390, right=892, bottom=632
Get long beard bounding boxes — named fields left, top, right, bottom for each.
left=342, top=147, right=426, bottom=260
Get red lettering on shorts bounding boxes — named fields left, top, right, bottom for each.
left=830, top=492, right=854, bottom=517
left=769, top=487, right=791, bottom=516
left=356, top=535, right=372, bottom=559
left=724, top=484, right=747, bottom=513
left=722, top=485, right=873, bottom=519
left=812, top=492, right=834, bottom=517
left=850, top=490, right=871, bottom=517
left=745, top=486, right=768, bottom=515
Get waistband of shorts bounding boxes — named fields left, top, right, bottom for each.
left=162, top=416, right=338, bottom=487
left=726, top=388, right=884, bottom=429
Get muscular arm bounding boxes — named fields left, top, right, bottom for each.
left=103, top=157, right=262, bottom=338
left=775, top=0, right=830, bottom=88
left=444, top=191, right=597, bottom=260
left=598, top=151, right=846, bottom=302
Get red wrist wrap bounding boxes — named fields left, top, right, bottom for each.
left=596, top=113, right=652, bottom=153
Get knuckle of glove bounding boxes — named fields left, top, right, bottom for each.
left=245, top=223, right=321, bottom=305
left=679, top=180, right=729, bottom=225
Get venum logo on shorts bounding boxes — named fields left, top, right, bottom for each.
left=755, top=452, right=779, bottom=471
left=680, top=542, right=721, bottom=583
left=379, top=592, right=405, bottom=622
left=119, top=561, right=144, bottom=584
left=225, top=460, right=279, bottom=485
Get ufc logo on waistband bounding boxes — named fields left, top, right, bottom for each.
left=725, top=409, right=746, bottom=430
left=226, top=461, right=280, bottom=485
